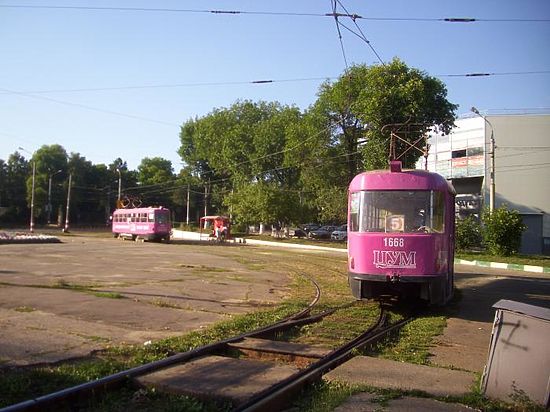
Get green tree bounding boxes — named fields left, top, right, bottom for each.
left=179, top=101, right=303, bottom=225
left=0, top=159, right=6, bottom=209
left=1, top=152, right=30, bottom=223
left=353, top=59, right=457, bottom=169
left=481, top=206, right=526, bottom=256
left=24, top=145, right=68, bottom=223
left=287, top=59, right=457, bottom=222
left=136, top=157, right=175, bottom=208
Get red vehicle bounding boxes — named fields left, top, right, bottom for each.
left=200, top=215, right=230, bottom=242
left=112, top=207, right=171, bottom=242
left=347, top=161, right=456, bottom=305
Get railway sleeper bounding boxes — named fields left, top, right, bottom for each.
left=227, top=337, right=332, bottom=368
left=134, top=354, right=301, bottom=406
left=132, top=338, right=331, bottom=407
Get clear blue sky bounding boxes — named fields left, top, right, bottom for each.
left=1, top=0, right=549, bottom=171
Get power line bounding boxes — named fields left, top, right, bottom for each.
left=333, top=0, right=384, bottom=64
left=331, top=0, right=349, bottom=68
left=439, top=70, right=550, bottom=77
left=1, top=71, right=547, bottom=96
left=0, top=77, right=331, bottom=95
left=0, top=87, right=180, bottom=127
left=1, top=5, right=548, bottom=22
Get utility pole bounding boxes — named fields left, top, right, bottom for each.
left=47, top=169, right=62, bottom=224
left=30, top=161, right=35, bottom=232
left=186, top=184, right=190, bottom=226
left=203, top=183, right=208, bottom=218
left=63, top=173, right=72, bottom=232
left=18, top=147, right=35, bottom=232
left=471, top=107, right=496, bottom=212
left=116, top=168, right=122, bottom=207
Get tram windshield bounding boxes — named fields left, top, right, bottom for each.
left=350, top=190, right=445, bottom=233
left=154, top=211, right=170, bottom=224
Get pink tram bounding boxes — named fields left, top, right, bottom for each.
left=347, top=161, right=456, bottom=305
left=112, top=207, right=171, bottom=242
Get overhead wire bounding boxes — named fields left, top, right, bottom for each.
left=0, top=77, right=332, bottom=95
left=331, top=0, right=349, bottom=69
left=334, top=0, right=384, bottom=64
left=1, top=71, right=547, bottom=96
left=0, top=87, right=179, bottom=127
left=1, top=4, right=548, bottom=22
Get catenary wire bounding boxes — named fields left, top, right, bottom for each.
left=0, top=87, right=179, bottom=128
left=2, top=72, right=547, bottom=96
left=0, top=5, right=548, bottom=22
left=334, top=0, right=384, bottom=64
left=331, top=0, right=349, bottom=69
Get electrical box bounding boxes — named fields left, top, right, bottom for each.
left=482, top=299, right=550, bottom=407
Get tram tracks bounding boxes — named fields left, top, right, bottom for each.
left=1, top=276, right=413, bottom=412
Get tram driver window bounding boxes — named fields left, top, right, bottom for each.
left=156, top=213, right=169, bottom=224
left=355, top=190, right=445, bottom=233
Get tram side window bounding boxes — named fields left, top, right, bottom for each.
left=431, top=192, right=445, bottom=233
left=349, top=192, right=361, bottom=232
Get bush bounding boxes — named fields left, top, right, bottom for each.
left=481, top=206, right=526, bottom=256
left=455, top=215, right=482, bottom=252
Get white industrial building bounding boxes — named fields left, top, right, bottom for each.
left=419, top=112, right=550, bottom=255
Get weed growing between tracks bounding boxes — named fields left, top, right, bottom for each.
left=376, top=314, right=447, bottom=364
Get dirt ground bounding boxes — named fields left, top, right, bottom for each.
left=0, top=235, right=292, bottom=365
left=1, top=234, right=549, bottom=375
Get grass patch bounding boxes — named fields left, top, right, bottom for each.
left=456, top=252, right=550, bottom=268
left=293, top=302, right=380, bottom=348
left=55, top=279, right=93, bottom=291
left=93, top=292, right=124, bottom=299
left=14, top=306, right=36, bottom=313
left=149, top=299, right=181, bottom=309
left=376, top=313, right=447, bottom=364
left=292, top=381, right=361, bottom=412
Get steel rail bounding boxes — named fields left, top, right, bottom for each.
left=0, top=273, right=323, bottom=412
left=235, top=310, right=412, bottom=412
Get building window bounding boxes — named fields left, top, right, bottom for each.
left=452, top=149, right=467, bottom=158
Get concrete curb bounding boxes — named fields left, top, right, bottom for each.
left=243, top=238, right=347, bottom=253
left=0, top=232, right=61, bottom=244
left=454, top=258, right=550, bottom=274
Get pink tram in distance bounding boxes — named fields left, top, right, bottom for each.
left=111, top=207, right=171, bottom=242
left=347, top=161, right=456, bottom=305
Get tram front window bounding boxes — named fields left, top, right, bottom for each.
left=155, top=213, right=170, bottom=224
left=350, top=190, right=444, bottom=233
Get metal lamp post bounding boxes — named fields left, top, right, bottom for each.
left=471, top=107, right=496, bottom=212
left=47, top=169, right=62, bottom=224
left=18, top=147, right=36, bottom=232
left=116, top=168, right=122, bottom=206
left=63, top=173, right=72, bottom=232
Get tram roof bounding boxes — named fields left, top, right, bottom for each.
left=349, top=167, right=455, bottom=194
